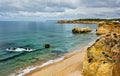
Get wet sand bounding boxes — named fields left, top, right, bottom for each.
left=24, top=46, right=87, bottom=76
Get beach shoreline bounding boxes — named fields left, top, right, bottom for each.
left=10, top=41, right=95, bottom=76
left=12, top=40, right=95, bottom=76
left=24, top=49, right=85, bottom=76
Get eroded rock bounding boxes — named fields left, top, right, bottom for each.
left=72, top=27, right=91, bottom=33
left=96, top=22, right=120, bottom=35
left=82, top=33, right=120, bottom=76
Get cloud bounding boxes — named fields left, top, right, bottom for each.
left=0, top=0, right=80, bottom=12
left=81, top=0, right=120, bottom=8
left=0, top=0, right=119, bottom=20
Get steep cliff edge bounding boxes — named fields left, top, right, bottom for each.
left=82, top=33, right=120, bottom=76
left=96, top=22, right=120, bottom=35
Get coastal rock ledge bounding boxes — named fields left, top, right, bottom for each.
left=82, top=33, right=120, bottom=76
left=96, top=22, right=120, bottom=35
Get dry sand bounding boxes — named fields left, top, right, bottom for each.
left=24, top=47, right=87, bottom=76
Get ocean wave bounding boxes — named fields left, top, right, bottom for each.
left=0, top=52, right=24, bottom=62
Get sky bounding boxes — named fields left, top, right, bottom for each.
left=0, top=0, right=120, bottom=21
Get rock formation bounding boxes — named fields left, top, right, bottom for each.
left=82, top=32, right=120, bottom=76
left=96, top=22, right=120, bottom=35
left=72, top=27, right=91, bottom=33
left=45, top=44, right=50, bottom=48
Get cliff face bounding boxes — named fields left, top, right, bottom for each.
left=96, top=22, right=120, bottom=35
left=82, top=33, right=120, bottom=76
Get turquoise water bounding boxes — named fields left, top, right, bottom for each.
left=0, top=21, right=97, bottom=76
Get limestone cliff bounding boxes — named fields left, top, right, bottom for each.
left=82, top=33, right=120, bottom=76
left=96, top=22, right=120, bottom=35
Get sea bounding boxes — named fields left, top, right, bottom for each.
left=0, top=21, right=97, bottom=76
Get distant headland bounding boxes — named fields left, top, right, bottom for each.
left=57, top=18, right=120, bottom=24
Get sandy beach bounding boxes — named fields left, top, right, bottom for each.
left=24, top=46, right=87, bottom=76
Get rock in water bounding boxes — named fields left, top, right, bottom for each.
left=82, top=32, right=120, bottom=76
left=72, top=27, right=91, bottom=33
left=45, top=44, right=50, bottom=48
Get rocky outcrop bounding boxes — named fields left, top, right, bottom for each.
left=82, top=33, right=120, bottom=76
left=72, top=27, right=91, bottom=33
left=96, top=22, right=120, bottom=35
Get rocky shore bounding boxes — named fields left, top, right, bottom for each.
left=82, top=33, right=120, bottom=76
left=96, top=22, right=120, bottom=35
left=82, top=21, right=120, bottom=76
left=22, top=19, right=120, bottom=76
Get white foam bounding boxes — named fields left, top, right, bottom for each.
left=11, top=57, right=64, bottom=76
left=6, top=48, right=34, bottom=52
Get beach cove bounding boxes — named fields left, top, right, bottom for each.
left=0, top=21, right=97, bottom=76
left=23, top=40, right=96, bottom=76
left=22, top=20, right=120, bottom=76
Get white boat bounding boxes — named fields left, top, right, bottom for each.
left=6, top=48, right=33, bottom=52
